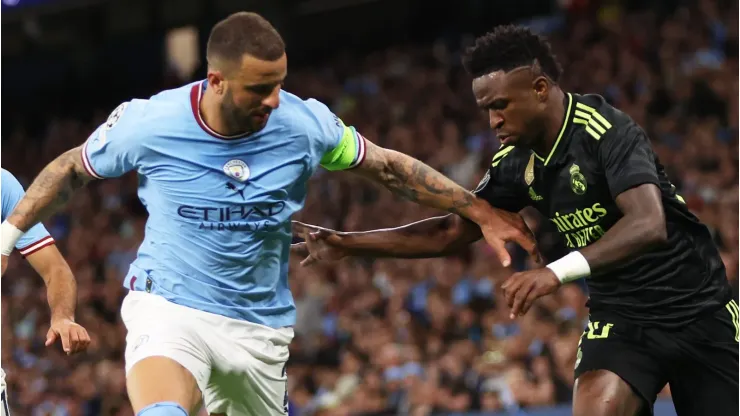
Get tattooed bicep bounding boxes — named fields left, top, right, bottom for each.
left=63, top=146, right=97, bottom=184
left=352, top=138, right=388, bottom=174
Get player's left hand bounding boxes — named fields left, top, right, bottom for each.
left=46, top=318, right=91, bottom=355
left=501, top=267, right=561, bottom=319
left=475, top=208, right=541, bottom=268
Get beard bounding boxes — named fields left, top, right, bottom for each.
left=220, top=92, right=258, bottom=135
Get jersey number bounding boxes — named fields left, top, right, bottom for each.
left=586, top=321, right=613, bottom=339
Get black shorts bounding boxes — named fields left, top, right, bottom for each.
left=574, top=300, right=739, bottom=416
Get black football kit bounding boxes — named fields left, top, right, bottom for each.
left=474, top=92, right=738, bottom=415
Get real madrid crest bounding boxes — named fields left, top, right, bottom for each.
left=223, top=159, right=250, bottom=182
left=569, top=163, right=587, bottom=195
left=525, top=154, right=535, bottom=186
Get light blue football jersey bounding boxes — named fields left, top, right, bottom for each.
left=1, top=169, right=55, bottom=256
left=81, top=81, right=366, bottom=328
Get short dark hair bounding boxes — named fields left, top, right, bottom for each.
left=462, top=25, right=562, bottom=82
left=206, top=12, right=285, bottom=66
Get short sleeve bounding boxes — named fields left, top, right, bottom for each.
left=304, top=99, right=365, bottom=171
left=597, top=124, right=659, bottom=198
left=1, top=169, right=54, bottom=256
left=473, top=147, right=527, bottom=213
left=81, top=101, right=147, bottom=179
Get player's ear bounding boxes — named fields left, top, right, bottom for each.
left=206, top=70, right=227, bottom=95
left=532, top=76, right=549, bottom=103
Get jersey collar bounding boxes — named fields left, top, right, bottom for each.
left=189, top=81, right=254, bottom=140
left=532, top=92, right=574, bottom=166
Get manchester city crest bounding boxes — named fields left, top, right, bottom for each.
left=569, top=163, right=587, bottom=195
left=223, top=159, right=250, bottom=182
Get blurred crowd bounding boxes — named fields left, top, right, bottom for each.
left=1, top=0, right=737, bottom=415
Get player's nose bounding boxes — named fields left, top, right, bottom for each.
left=489, top=110, right=504, bottom=130
left=262, top=86, right=281, bottom=110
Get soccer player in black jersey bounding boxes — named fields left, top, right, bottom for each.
left=292, top=25, right=739, bottom=416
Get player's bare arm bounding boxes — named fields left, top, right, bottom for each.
left=347, top=139, right=539, bottom=266
left=6, top=146, right=95, bottom=232
left=502, top=184, right=667, bottom=318
left=352, top=140, right=480, bottom=217
left=292, top=214, right=483, bottom=265
left=26, top=245, right=91, bottom=354
left=578, top=183, right=666, bottom=269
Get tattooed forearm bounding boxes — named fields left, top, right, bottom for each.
left=7, top=146, right=94, bottom=231
left=381, top=152, right=475, bottom=214
left=352, top=141, right=489, bottom=222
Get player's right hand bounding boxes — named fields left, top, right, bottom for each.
left=291, top=221, right=348, bottom=266
left=46, top=318, right=91, bottom=355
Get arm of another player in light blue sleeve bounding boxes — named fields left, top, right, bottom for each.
left=1, top=170, right=55, bottom=256
left=81, top=100, right=148, bottom=179
left=304, top=99, right=365, bottom=171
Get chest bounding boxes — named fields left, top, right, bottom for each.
left=525, top=154, right=621, bottom=249
left=140, top=137, right=312, bottom=205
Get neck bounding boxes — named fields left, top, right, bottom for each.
left=200, top=86, right=239, bottom=137
left=532, top=88, right=566, bottom=157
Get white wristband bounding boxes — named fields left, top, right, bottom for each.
left=1, top=221, right=24, bottom=256
left=546, top=251, right=591, bottom=284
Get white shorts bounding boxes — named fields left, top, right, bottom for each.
left=121, top=291, right=294, bottom=415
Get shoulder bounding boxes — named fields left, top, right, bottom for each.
left=98, top=93, right=190, bottom=143
left=490, top=145, right=530, bottom=169
left=276, top=90, right=342, bottom=135
left=571, top=93, right=646, bottom=151
left=488, top=145, right=530, bottom=181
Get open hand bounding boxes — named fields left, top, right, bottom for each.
left=501, top=267, right=561, bottom=319
left=46, top=318, right=91, bottom=355
left=291, top=221, right=349, bottom=266
left=477, top=208, right=541, bottom=268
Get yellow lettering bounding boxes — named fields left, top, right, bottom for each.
left=582, top=207, right=595, bottom=222
left=550, top=217, right=566, bottom=233
left=592, top=203, right=607, bottom=217
left=571, top=231, right=588, bottom=248
left=574, top=208, right=588, bottom=225
left=586, top=321, right=613, bottom=339
left=570, top=212, right=585, bottom=228
left=561, top=214, right=575, bottom=230
left=591, top=225, right=606, bottom=239
left=565, top=234, right=576, bottom=248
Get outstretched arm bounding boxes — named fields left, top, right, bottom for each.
left=344, top=140, right=538, bottom=265
left=350, top=140, right=485, bottom=221
left=292, top=214, right=483, bottom=263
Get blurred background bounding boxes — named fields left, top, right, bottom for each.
left=1, top=0, right=737, bottom=415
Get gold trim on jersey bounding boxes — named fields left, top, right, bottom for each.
left=524, top=154, right=535, bottom=185
left=491, top=145, right=516, bottom=168
left=574, top=102, right=613, bottom=140
left=541, top=93, right=574, bottom=166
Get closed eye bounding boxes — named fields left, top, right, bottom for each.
left=489, top=99, right=509, bottom=111
left=247, top=80, right=285, bottom=96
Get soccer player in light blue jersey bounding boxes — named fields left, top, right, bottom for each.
left=1, top=169, right=91, bottom=416
left=0, top=12, right=538, bottom=416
